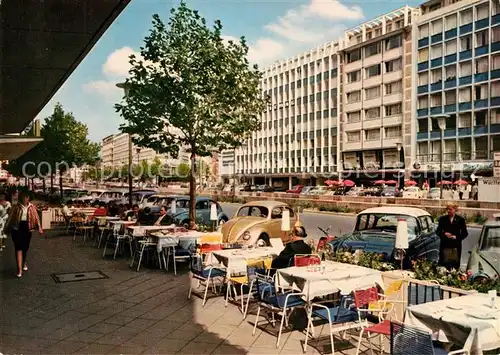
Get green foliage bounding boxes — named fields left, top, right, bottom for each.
left=322, top=248, right=395, bottom=272
left=115, top=2, right=267, bottom=228
left=176, top=162, right=191, bottom=178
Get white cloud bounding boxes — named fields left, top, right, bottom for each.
left=82, top=80, right=121, bottom=97
left=102, top=46, right=141, bottom=78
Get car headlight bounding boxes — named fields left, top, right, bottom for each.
left=242, top=231, right=251, bottom=241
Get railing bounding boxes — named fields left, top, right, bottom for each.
left=407, top=279, right=476, bottom=307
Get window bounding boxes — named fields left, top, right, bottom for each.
left=347, top=90, right=361, bottom=103
left=346, top=131, right=361, bottom=142
left=385, top=126, right=402, bottom=138
left=385, top=103, right=402, bottom=116
left=385, top=81, right=402, bottom=95
left=494, top=27, right=500, bottom=43
left=476, top=30, right=488, bottom=47
left=492, top=82, right=500, bottom=97
left=347, top=70, right=361, bottom=83
left=418, top=48, right=429, bottom=62
left=385, top=35, right=402, bottom=50
left=475, top=57, right=488, bottom=73
left=365, top=107, right=381, bottom=120
left=445, top=40, right=457, bottom=55
left=460, top=35, right=472, bottom=51
left=418, top=96, right=429, bottom=109
left=493, top=54, right=500, bottom=70
left=365, top=43, right=381, bottom=57
left=476, top=111, right=487, bottom=126
left=476, top=4, right=489, bottom=20
left=491, top=108, right=500, bottom=124
left=460, top=61, right=472, bottom=76
left=418, top=119, right=429, bottom=133
left=365, top=129, right=381, bottom=141
left=431, top=93, right=442, bottom=107
left=495, top=1, right=500, bottom=16
left=431, top=19, right=443, bottom=35
left=418, top=72, right=429, bottom=85
left=430, top=44, right=443, bottom=58
left=347, top=49, right=361, bottom=63
left=366, top=64, right=381, bottom=78
left=458, top=87, right=471, bottom=102
left=419, top=24, right=429, bottom=38
left=445, top=65, right=456, bottom=79
left=347, top=111, right=361, bottom=123
left=460, top=9, right=472, bottom=25
left=445, top=90, right=456, bottom=104
left=431, top=68, right=442, bottom=83
left=459, top=113, right=471, bottom=128
left=365, top=86, right=380, bottom=100
left=385, top=58, right=402, bottom=73
left=445, top=14, right=457, bottom=30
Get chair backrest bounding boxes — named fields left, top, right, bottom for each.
left=199, top=243, right=223, bottom=253
left=354, top=286, right=379, bottom=309
left=254, top=272, right=276, bottom=302
left=294, top=254, right=321, bottom=267
left=385, top=280, right=404, bottom=297
left=390, top=322, right=434, bottom=355
left=199, top=233, right=223, bottom=244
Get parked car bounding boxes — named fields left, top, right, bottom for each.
left=239, top=184, right=254, bottom=192
left=300, top=186, right=314, bottom=195
left=149, top=195, right=187, bottom=214
left=309, top=186, right=329, bottom=195
left=255, top=185, right=274, bottom=192
left=402, top=187, right=423, bottom=199
left=116, top=190, right=157, bottom=207
left=467, top=219, right=500, bottom=282
left=221, top=200, right=297, bottom=246
left=345, top=187, right=364, bottom=196
left=379, top=186, right=400, bottom=197
left=97, top=190, right=126, bottom=204
left=74, top=189, right=107, bottom=204
left=428, top=187, right=441, bottom=199
left=327, top=207, right=440, bottom=267
left=169, top=197, right=228, bottom=227
left=286, top=185, right=303, bottom=194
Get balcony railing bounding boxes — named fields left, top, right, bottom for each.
left=474, top=72, right=488, bottom=82
left=418, top=37, right=429, bottom=48
left=431, top=33, right=443, bottom=44
left=444, top=53, right=457, bottom=65
left=458, top=75, right=472, bottom=86
left=418, top=62, right=429, bottom=71
left=431, top=57, right=443, bottom=68
left=459, top=50, right=472, bottom=60
left=475, top=18, right=489, bottom=30
left=459, top=23, right=473, bottom=35
left=475, top=45, right=489, bottom=56
left=459, top=101, right=472, bottom=111
left=417, top=85, right=429, bottom=94
left=444, top=28, right=457, bottom=40
left=430, top=81, right=442, bottom=91
left=491, top=69, right=500, bottom=80
left=444, top=78, right=457, bottom=89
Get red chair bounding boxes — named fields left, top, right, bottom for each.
left=199, top=243, right=223, bottom=254
left=354, top=286, right=391, bottom=355
left=293, top=254, right=321, bottom=267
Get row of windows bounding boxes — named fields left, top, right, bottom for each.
left=345, top=126, right=402, bottom=142
left=265, top=69, right=339, bottom=95
left=346, top=103, right=402, bottom=123
left=347, top=57, right=402, bottom=83
left=418, top=82, right=500, bottom=108
left=417, top=109, right=500, bottom=132
left=347, top=81, right=402, bottom=104
left=346, top=35, right=403, bottom=63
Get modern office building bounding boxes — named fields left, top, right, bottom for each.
left=101, top=132, right=189, bottom=174
left=339, top=6, right=419, bottom=179
left=414, top=0, right=500, bottom=178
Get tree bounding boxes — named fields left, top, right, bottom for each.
left=176, top=162, right=191, bottom=178
left=115, top=3, right=267, bottom=228
left=40, top=103, right=100, bottom=199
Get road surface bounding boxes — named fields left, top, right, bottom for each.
left=220, top=203, right=481, bottom=267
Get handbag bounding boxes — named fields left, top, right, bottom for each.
left=442, top=248, right=459, bottom=263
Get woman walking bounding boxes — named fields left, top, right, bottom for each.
left=0, top=193, right=12, bottom=250
left=4, top=192, right=43, bottom=278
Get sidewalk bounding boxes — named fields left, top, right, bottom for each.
left=0, top=227, right=365, bottom=354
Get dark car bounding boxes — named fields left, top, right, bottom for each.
left=255, top=185, right=274, bottom=192
left=166, top=197, right=229, bottom=227
left=327, top=207, right=440, bottom=268
left=378, top=186, right=401, bottom=197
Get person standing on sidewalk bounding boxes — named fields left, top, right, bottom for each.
left=436, top=202, right=468, bottom=270
left=0, top=193, right=11, bottom=250
left=4, top=192, right=43, bottom=278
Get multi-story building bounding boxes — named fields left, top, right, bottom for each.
left=414, top=0, right=500, bottom=179
left=339, top=6, right=419, bottom=179
left=101, top=132, right=189, bottom=174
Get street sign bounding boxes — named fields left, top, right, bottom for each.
left=494, top=152, right=500, bottom=178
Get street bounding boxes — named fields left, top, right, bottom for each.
left=220, top=203, right=481, bottom=267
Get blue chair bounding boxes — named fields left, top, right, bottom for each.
left=390, top=322, right=468, bottom=355
left=187, top=254, right=226, bottom=306
left=252, top=272, right=306, bottom=348
left=303, top=294, right=359, bottom=354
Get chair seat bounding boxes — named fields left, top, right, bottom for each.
left=193, top=267, right=226, bottom=278
left=229, top=275, right=248, bottom=284
left=433, top=344, right=451, bottom=355
left=174, top=248, right=191, bottom=257
left=312, top=305, right=357, bottom=323
left=364, top=320, right=391, bottom=336
left=268, top=293, right=305, bottom=309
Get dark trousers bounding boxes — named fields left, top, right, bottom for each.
left=12, top=221, right=32, bottom=264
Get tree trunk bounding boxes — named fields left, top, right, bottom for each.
left=42, top=178, right=46, bottom=193
left=189, top=149, right=196, bottom=230
left=50, top=173, right=54, bottom=191
left=59, top=172, right=63, bottom=202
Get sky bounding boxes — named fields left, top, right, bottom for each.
left=35, top=0, right=422, bottom=143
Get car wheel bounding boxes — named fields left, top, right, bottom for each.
left=218, top=218, right=227, bottom=226
left=472, top=275, right=490, bottom=283
left=258, top=233, right=270, bottom=247
left=181, top=220, right=190, bottom=228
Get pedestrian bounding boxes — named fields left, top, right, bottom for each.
left=0, top=193, right=11, bottom=250
left=436, top=202, right=468, bottom=270
left=3, top=192, right=43, bottom=278
left=471, top=183, right=478, bottom=200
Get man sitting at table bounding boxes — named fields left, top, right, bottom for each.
left=125, top=204, right=140, bottom=220
left=153, top=206, right=174, bottom=226
left=271, top=221, right=311, bottom=269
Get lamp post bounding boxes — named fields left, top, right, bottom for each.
left=433, top=115, right=448, bottom=200
left=395, top=142, right=403, bottom=190
left=116, top=82, right=133, bottom=207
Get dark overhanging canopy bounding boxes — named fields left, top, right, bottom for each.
left=0, top=0, right=131, bottom=136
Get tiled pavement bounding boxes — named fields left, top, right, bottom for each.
left=0, top=227, right=374, bottom=354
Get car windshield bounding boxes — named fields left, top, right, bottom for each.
left=155, top=197, right=173, bottom=206
left=237, top=206, right=269, bottom=218
left=430, top=188, right=440, bottom=193
left=90, top=191, right=103, bottom=198
left=383, top=187, right=396, bottom=192
left=356, top=213, right=418, bottom=237
left=481, top=227, right=500, bottom=252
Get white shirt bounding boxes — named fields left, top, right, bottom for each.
left=20, top=205, right=28, bottom=221
left=62, top=205, right=70, bottom=216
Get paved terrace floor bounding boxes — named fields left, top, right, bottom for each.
left=0, top=227, right=375, bottom=355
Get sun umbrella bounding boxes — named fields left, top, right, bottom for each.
left=373, top=180, right=386, bottom=185
left=437, top=180, right=453, bottom=185
left=325, top=180, right=341, bottom=186
left=454, top=179, right=468, bottom=185
left=404, top=180, right=417, bottom=186
left=342, top=180, right=355, bottom=187
left=385, top=180, right=398, bottom=185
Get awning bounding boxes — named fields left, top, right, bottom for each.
left=0, top=0, right=131, bottom=134
left=0, top=136, right=43, bottom=160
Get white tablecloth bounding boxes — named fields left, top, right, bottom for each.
left=127, top=225, right=175, bottom=237
left=405, top=293, right=500, bottom=354
left=151, top=231, right=204, bottom=252
left=210, top=247, right=280, bottom=275
left=276, top=261, right=384, bottom=301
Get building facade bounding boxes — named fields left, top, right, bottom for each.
left=414, top=0, right=500, bottom=178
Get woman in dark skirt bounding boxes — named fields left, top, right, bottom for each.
left=4, top=192, right=43, bottom=278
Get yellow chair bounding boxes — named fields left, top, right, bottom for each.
left=369, top=279, right=405, bottom=321
left=225, top=257, right=273, bottom=319
left=199, top=232, right=223, bottom=244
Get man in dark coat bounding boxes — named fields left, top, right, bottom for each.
left=271, top=221, right=311, bottom=269
left=436, top=202, right=468, bottom=269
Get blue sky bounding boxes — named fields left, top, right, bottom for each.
left=36, top=0, right=421, bottom=143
